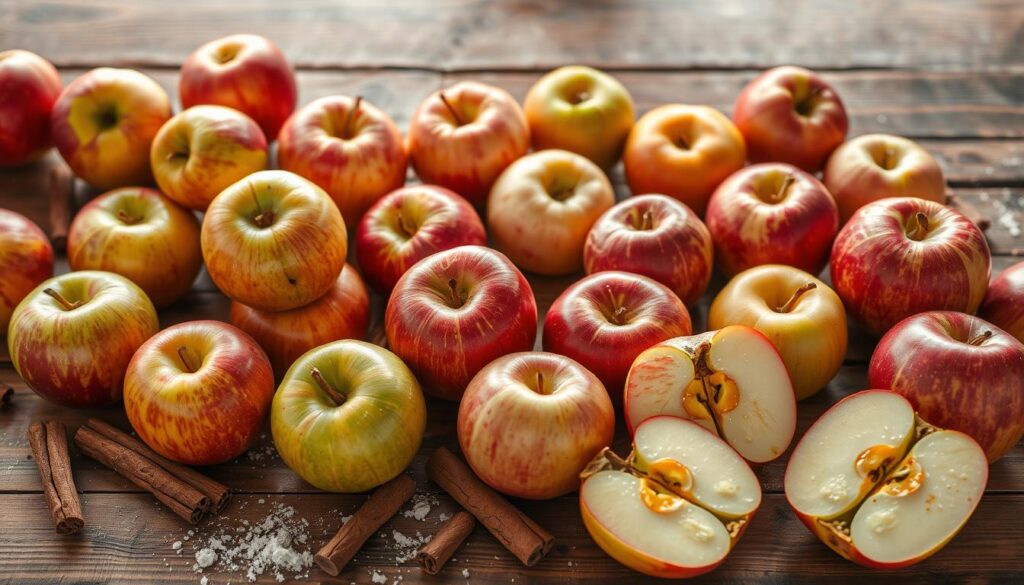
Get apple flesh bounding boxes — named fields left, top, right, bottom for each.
left=0, top=50, right=62, bottom=167
left=580, top=416, right=760, bottom=578
left=979, top=261, right=1024, bottom=343
left=0, top=209, right=54, bottom=329
left=785, top=390, right=988, bottom=569
left=623, top=326, right=797, bottom=463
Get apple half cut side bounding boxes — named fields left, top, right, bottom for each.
left=623, top=326, right=797, bottom=463
left=580, top=416, right=761, bottom=578
left=784, top=390, right=988, bottom=569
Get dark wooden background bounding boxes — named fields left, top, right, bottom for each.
left=1, top=1, right=1022, bottom=584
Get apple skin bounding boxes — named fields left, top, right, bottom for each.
left=733, top=66, right=848, bottom=172
left=458, top=351, right=615, bottom=499
left=824, top=133, right=946, bottom=223
left=980, top=261, right=1024, bottom=343
left=523, top=65, right=635, bottom=169
left=407, top=81, right=530, bottom=205
left=584, top=194, right=713, bottom=306
left=623, top=104, right=746, bottom=217
left=271, top=340, right=427, bottom=493
left=708, top=264, right=847, bottom=400
left=150, top=105, right=268, bottom=212
left=279, top=95, right=407, bottom=227
left=0, top=209, right=54, bottom=329
left=230, top=264, right=370, bottom=375
left=123, top=320, right=275, bottom=465
left=488, top=149, right=615, bottom=275
left=8, top=271, right=159, bottom=408
left=67, top=187, right=202, bottom=308
left=355, top=184, right=487, bottom=293
left=0, top=50, right=62, bottom=167
left=869, top=311, right=1024, bottom=462
left=385, top=245, right=538, bottom=401
left=179, top=34, right=296, bottom=140
left=50, top=67, right=172, bottom=189
left=830, top=197, right=991, bottom=337
left=543, top=271, right=692, bottom=406
left=705, top=163, right=839, bottom=278
left=201, top=170, right=347, bottom=312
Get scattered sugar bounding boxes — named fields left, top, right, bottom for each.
left=462, top=568, right=471, bottom=579
left=195, top=548, right=217, bottom=569
left=438, top=512, right=452, bottom=523
left=402, top=494, right=438, bottom=521
left=371, top=571, right=387, bottom=584
left=172, top=541, right=183, bottom=551
left=390, top=529, right=431, bottom=563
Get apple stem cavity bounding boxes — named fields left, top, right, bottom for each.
left=776, top=282, right=817, bottom=313
left=177, top=346, right=199, bottom=373
left=968, top=330, right=994, bottom=346
left=446, top=278, right=466, bottom=308
left=906, top=212, right=930, bottom=241
left=42, top=288, right=82, bottom=311
left=534, top=371, right=550, bottom=395
left=310, top=367, right=347, bottom=406
left=634, top=209, right=655, bottom=231
left=117, top=209, right=141, bottom=225
left=439, top=92, right=463, bottom=126
left=253, top=210, right=276, bottom=228
left=396, top=212, right=415, bottom=238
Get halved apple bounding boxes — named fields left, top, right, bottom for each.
left=623, top=326, right=797, bottom=463
left=580, top=416, right=761, bottom=578
left=785, top=390, right=988, bottom=569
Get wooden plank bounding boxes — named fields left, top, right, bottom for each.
left=2, top=1, right=1022, bottom=71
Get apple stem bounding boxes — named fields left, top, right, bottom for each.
left=776, top=282, right=817, bottom=313
left=773, top=174, right=796, bottom=203
left=177, top=346, right=198, bottom=373
left=253, top=210, right=276, bottom=228
left=439, top=92, right=463, bottom=125
left=907, top=212, right=930, bottom=241
left=396, top=212, right=415, bottom=237
left=639, top=209, right=654, bottom=231
left=447, top=278, right=465, bottom=308
left=535, top=371, right=547, bottom=394
left=882, top=147, right=897, bottom=170
left=42, top=288, right=82, bottom=311
left=343, top=95, right=362, bottom=138
left=968, top=330, right=994, bottom=346
left=310, top=367, right=347, bottom=406
left=117, top=209, right=140, bottom=225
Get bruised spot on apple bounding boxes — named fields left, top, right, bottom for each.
left=0, top=50, right=62, bottom=167
left=0, top=209, right=54, bottom=329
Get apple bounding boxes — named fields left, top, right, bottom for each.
left=0, top=50, right=62, bottom=167
left=355, top=184, right=487, bottom=293
left=705, top=163, right=839, bottom=277
left=7, top=271, right=159, bottom=408
left=179, top=34, right=296, bottom=140
left=708, top=264, right=847, bottom=400
left=785, top=390, right=988, bottom=569
left=830, top=197, right=991, bottom=337
left=623, top=326, right=797, bottom=463
left=407, top=81, right=529, bottom=205
left=458, top=351, right=615, bottom=499
left=580, top=416, right=760, bottom=578
left=488, top=149, right=614, bottom=275
left=230, top=264, right=370, bottom=375
left=980, top=261, right=1024, bottom=343
left=733, top=66, right=848, bottom=172
left=150, top=105, right=268, bottom=211
left=0, top=209, right=54, bottom=329
left=279, top=95, right=407, bottom=227
left=67, top=187, right=202, bottom=308
left=271, top=339, right=427, bottom=493
left=50, top=68, right=172, bottom=189
left=385, top=245, right=537, bottom=401
left=584, top=195, right=713, bottom=306
left=523, top=65, right=635, bottom=169
left=123, top=320, right=274, bottom=465
left=201, top=170, right=347, bottom=312
left=869, top=311, right=1024, bottom=463
left=623, top=104, right=746, bottom=217
left=543, top=271, right=692, bottom=406
left=825, top=133, right=947, bottom=223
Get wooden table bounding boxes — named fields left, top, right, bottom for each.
left=1, top=1, right=1022, bottom=583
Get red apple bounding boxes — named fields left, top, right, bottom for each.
left=583, top=194, right=713, bottom=306
left=67, top=187, right=202, bottom=307
left=0, top=50, right=62, bottom=167
left=734, top=66, right=848, bottom=172
left=179, top=34, right=296, bottom=140
left=980, top=261, right=1024, bottom=343
left=543, top=271, right=692, bottom=406
left=230, top=264, right=371, bottom=375
left=458, top=351, right=615, bottom=499
left=355, top=184, right=487, bottom=293
left=407, top=81, right=529, bottom=205
left=705, top=163, right=839, bottom=277
left=279, top=95, right=407, bottom=227
left=150, top=105, right=268, bottom=211
left=385, top=245, right=538, bottom=401
left=124, top=320, right=275, bottom=465
left=51, top=68, right=172, bottom=189
left=7, top=271, right=159, bottom=408
left=0, top=209, right=53, bottom=329
left=830, top=197, right=991, bottom=337
left=869, top=311, right=1024, bottom=462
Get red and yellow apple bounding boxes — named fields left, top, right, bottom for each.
left=980, top=261, right=1024, bottom=342
left=0, top=209, right=53, bottom=329
left=0, top=50, right=62, bottom=167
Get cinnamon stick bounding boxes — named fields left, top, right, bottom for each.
left=315, top=475, right=415, bottom=576
left=27, top=421, right=84, bottom=534
left=1, top=386, right=12, bottom=410
left=426, top=447, right=554, bottom=566
left=48, top=163, right=74, bottom=253
left=73, top=425, right=210, bottom=524
left=82, top=418, right=232, bottom=513
left=417, top=510, right=475, bottom=575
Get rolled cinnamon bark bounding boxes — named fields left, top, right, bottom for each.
left=48, top=163, right=74, bottom=253
left=417, top=510, right=475, bottom=574
left=27, top=421, right=84, bottom=534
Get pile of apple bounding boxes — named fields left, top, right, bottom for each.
left=2, top=36, right=1023, bottom=577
